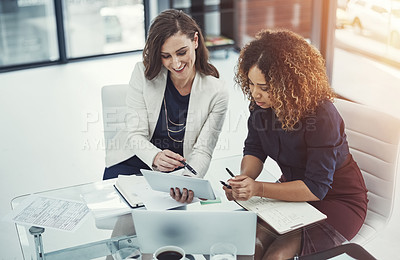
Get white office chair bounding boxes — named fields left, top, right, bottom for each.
left=334, top=98, right=400, bottom=245
left=101, top=84, right=129, bottom=142
left=99, top=84, right=129, bottom=230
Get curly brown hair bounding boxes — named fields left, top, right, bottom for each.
left=236, top=29, right=336, bottom=130
left=143, top=9, right=219, bottom=80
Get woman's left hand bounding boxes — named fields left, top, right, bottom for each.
left=229, top=175, right=260, bottom=201
left=170, top=187, right=194, bottom=203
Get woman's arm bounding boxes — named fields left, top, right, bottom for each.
left=224, top=155, right=263, bottom=200
left=184, top=78, right=229, bottom=177
left=227, top=155, right=320, bottom=202
left=229, top=177, right=319, bottom=202
left=240, top=155, right=264, bottom=179
left=123, top=62, right=163, bottom=167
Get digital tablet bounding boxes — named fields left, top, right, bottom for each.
left=140, top=169, right=216, bottom=200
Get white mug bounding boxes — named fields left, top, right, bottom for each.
left=153, top=245, right=185, bottom=260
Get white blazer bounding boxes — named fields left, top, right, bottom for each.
left=105, top=62, right=229, bottom=177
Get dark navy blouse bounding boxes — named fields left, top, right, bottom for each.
left=150, top=73, right=190, bottom=156
left=244, top=101, right=349, bottom=200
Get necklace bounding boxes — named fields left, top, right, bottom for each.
left=163, top=97, right=186, bottom=143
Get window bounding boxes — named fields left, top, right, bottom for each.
left=0, top=0, right=59, bottom=67
left=63, top=0, right=145, bottom=58
left=235, top=0, right=313, bottom=48
left=333, top=0, right=400, bottom=119
left=0, top=0, right=146, bottom=71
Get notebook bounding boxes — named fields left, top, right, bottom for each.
left=114, top=175, right=146, bottom=208
left=236, top=196, right=327, bottom=234
left=132, top=210, right=257, bottom=255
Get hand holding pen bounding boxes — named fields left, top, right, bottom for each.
left=221, top=168, right=234, bottom=200
left=220, top=168, right=235, bottom=189
left=222, top=168, right=259, bottom=201
left=228, top=175, right=260, bottom=201
left=153, top=150, right=187, bottom=172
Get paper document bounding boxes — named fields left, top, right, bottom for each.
left=236, top=196, right=326, bottom=234
left=82, top=182, right=132, bottom=219
left=10, top=195, right=89, bottom=232
left=83, top=175, right=192, bottom=213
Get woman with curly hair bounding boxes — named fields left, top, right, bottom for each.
left=224, top=29, right=368, bottom=259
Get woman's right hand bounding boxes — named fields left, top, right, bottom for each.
left=153, top=149, right=184, bottom=172
left=223, top=185, right=234, bottom=201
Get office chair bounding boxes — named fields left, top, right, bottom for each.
left=99, top=84, right=129, bottom=230
left=101, top=84, right=129, bottom=142
left=334, top=98, right=400, bottom=245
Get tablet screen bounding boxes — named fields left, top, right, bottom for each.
left=140, top=169, right=216, bottom=200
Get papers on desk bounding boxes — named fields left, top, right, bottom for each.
left=7, top=195, right=89, bottom=232
left=114, top=175, right=146, bottom=208
left=82, top=175, right=194, bottom=220
left=81, top=182, right=132, bottom=219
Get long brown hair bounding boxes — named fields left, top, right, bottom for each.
left=236, top=29, right=335, bottom=130
left=143, top=9, right=219, bottom=80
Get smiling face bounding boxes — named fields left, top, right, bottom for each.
left=160, top=32, right=198, bottom=83
left=248, top=65, right=273, bottom=109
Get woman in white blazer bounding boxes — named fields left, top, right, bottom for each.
left=104, top=9, right=228, bottom=203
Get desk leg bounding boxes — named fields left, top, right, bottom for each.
left=26, top=230, right=138, bottom=260
left=29, top=226, right=45, bottom=260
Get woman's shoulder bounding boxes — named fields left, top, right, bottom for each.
left=312, top=99, right=343, bottom=127
left=197, top=72, right=227, bottom=92
left=316, top=100, right=339, bottom=116
left=250, top=106, right=274, bottom=120
left=199, top=72, right=223, bottom=83
left=130, top=61, right=146, bottom=81
left=131, top=61, right=168, bottom=83
left=133, top=61, right=145, bottom=71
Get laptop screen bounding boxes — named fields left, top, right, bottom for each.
left=132, top=210, right=257, bottom=255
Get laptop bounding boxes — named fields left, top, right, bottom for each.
left=131, top=210, right=257, bottom=255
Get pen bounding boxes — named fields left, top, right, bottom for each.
left=181, top=160, right=198, bottom=175
left=220, top=180, right=232, bottom=189
left=225, top=168, right=236, bottom=178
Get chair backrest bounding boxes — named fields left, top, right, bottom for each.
left=101, top=84, right=129, bottom=141
left=98, top=84, right=129, bottom=229
left=334, top=98, right=400, bottom=245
